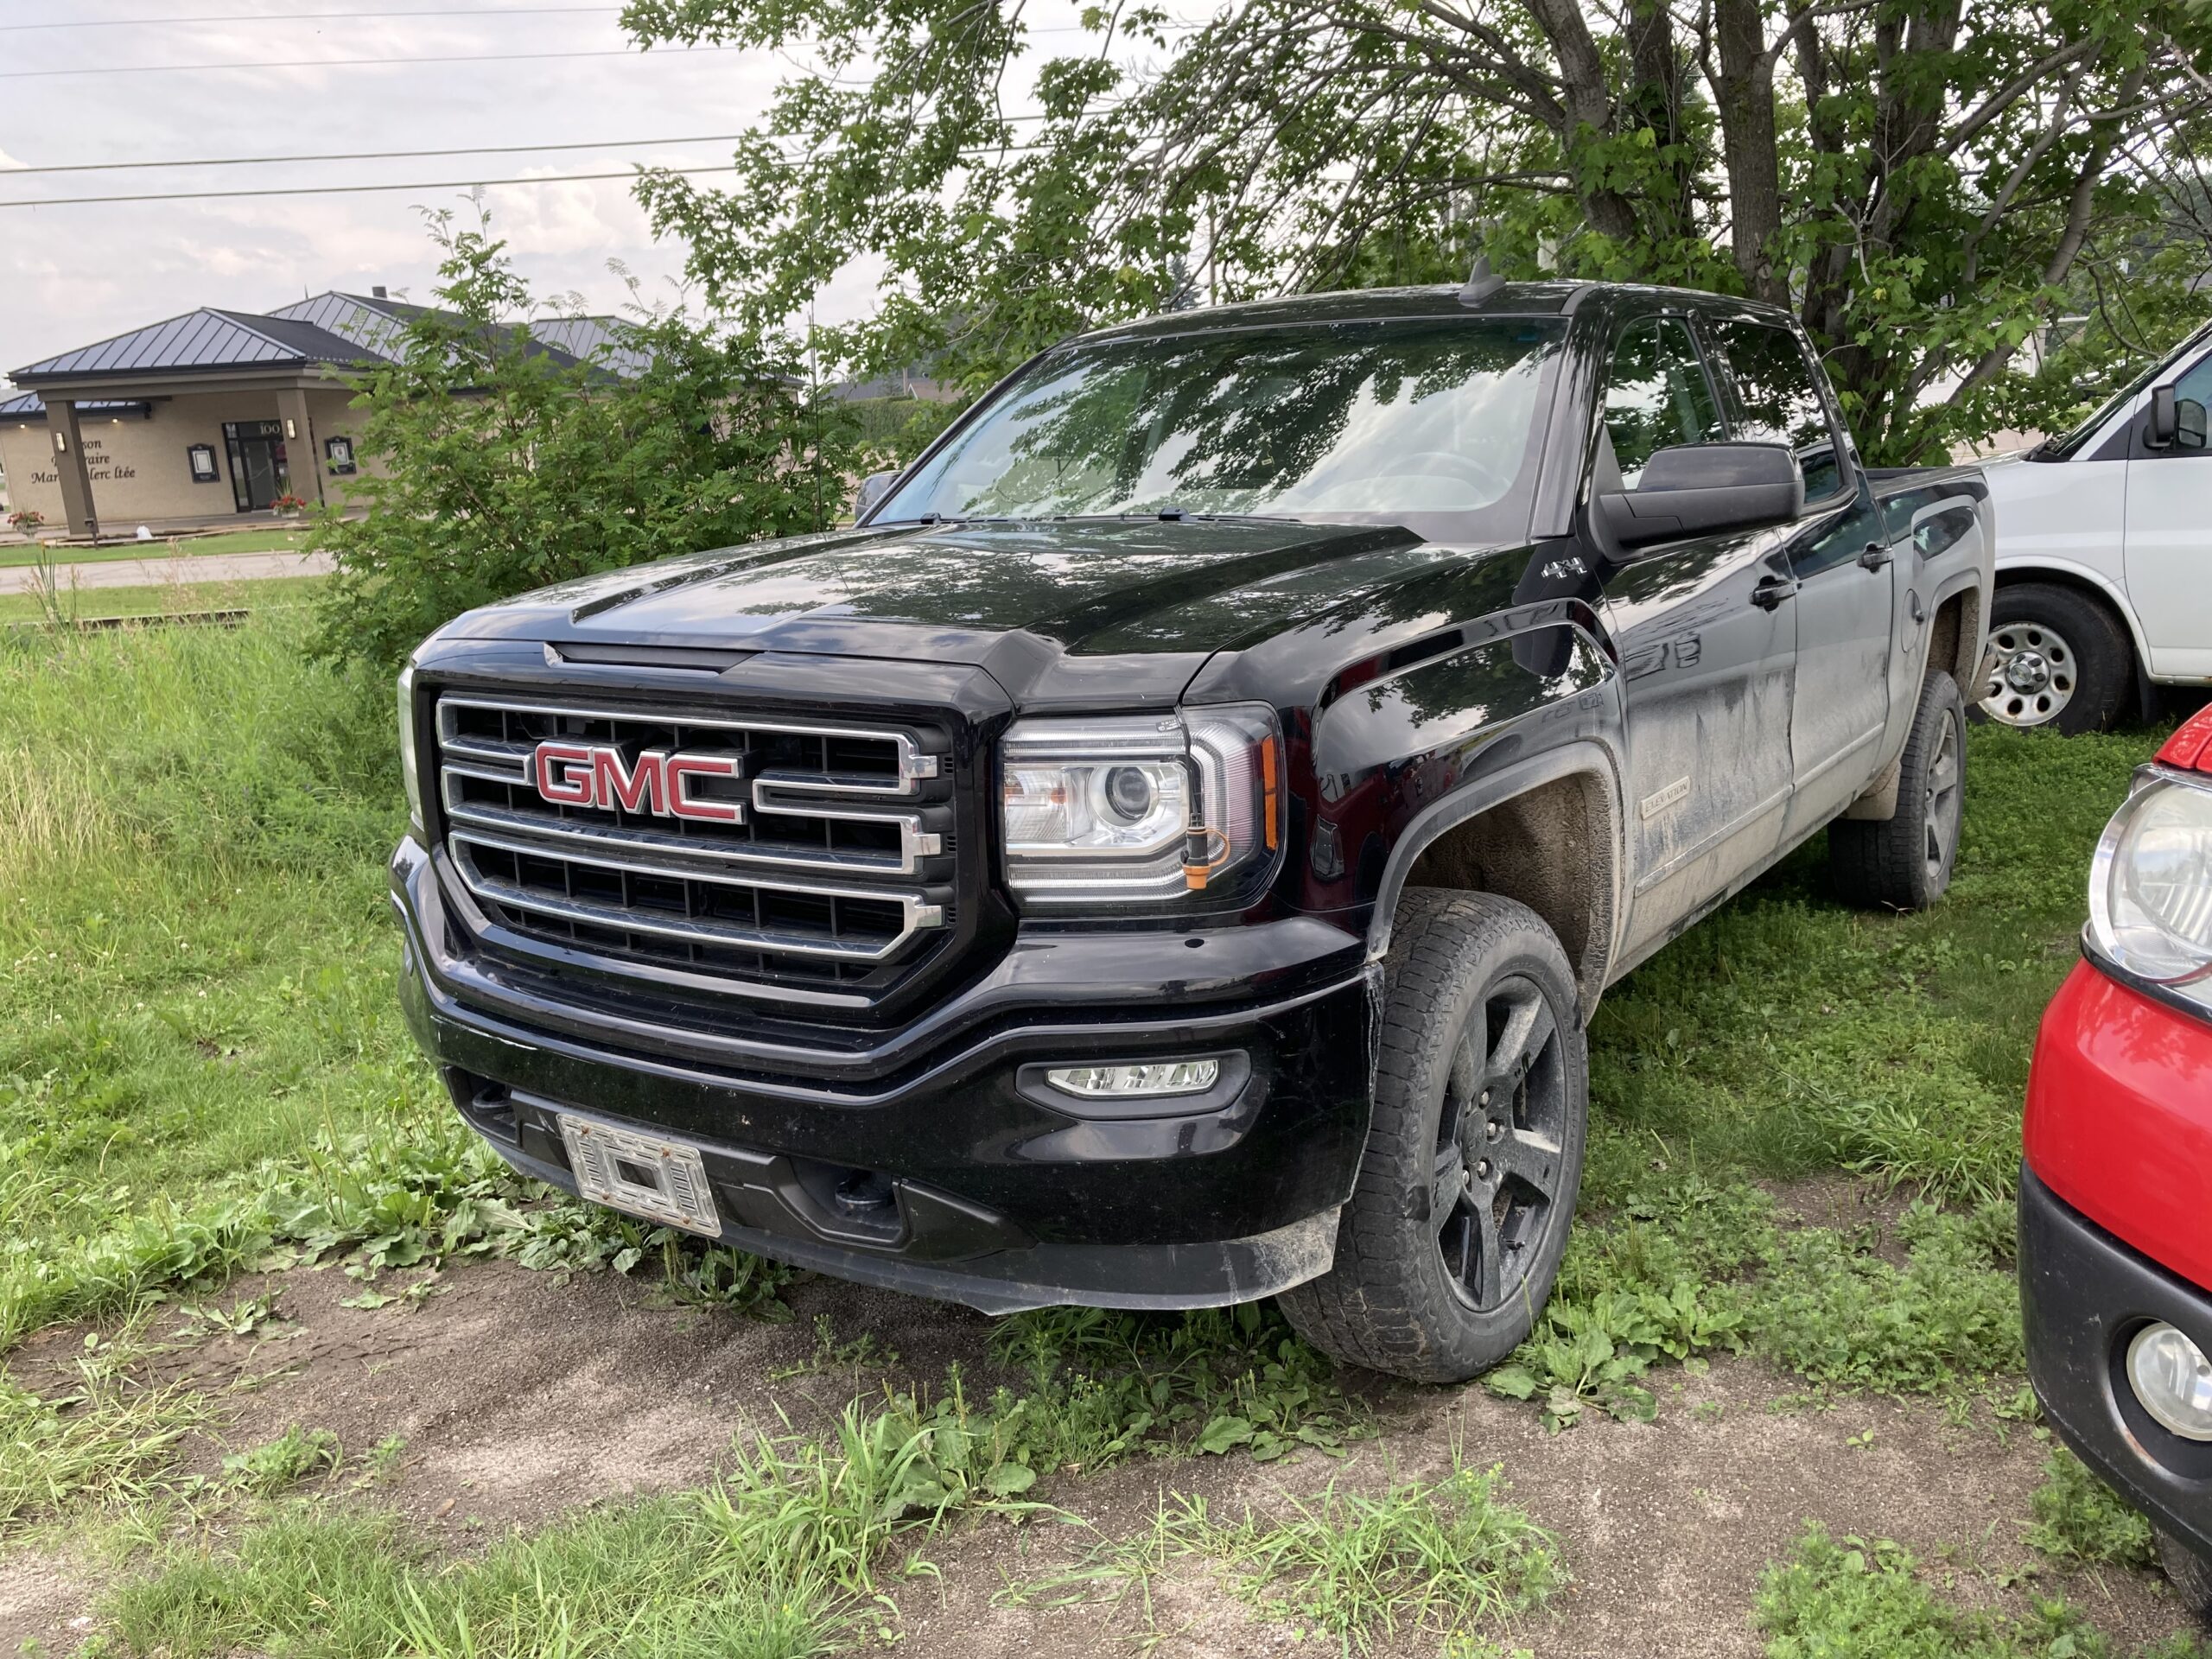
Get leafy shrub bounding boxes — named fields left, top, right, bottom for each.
left=309, top=212, right=860, bottom=671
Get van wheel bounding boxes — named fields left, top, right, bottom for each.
left=1977, top=583, right=2131, bottom=734
left=2159, top=1529, right=2212, bottom=1624
left=1830, top=671, right=1966, bottom=912
left=1278, top=889, right=1586, bottom=1384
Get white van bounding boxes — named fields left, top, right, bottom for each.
left=1980, top=318, right=2212, bottom=732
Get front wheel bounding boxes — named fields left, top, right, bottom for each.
left=1279, top=889, right=1587, bottom=1384
left=1977, top=582, right=2132, bottom=734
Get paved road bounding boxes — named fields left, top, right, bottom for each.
left=0, top=549, right=334, bottom=597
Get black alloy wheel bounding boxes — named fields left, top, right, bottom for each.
left=1429, top=973, right=1570, bottom=1312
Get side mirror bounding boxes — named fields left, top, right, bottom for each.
left=1595, top=442, right=1806, bottom=552
left=2178, top=397, right=2209, bottom=452
left=2148, top=385, right=2179, bottom=448
left=852, top=470, right=899, bottom=522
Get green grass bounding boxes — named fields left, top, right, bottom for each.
left=0, top=573, right=325, bottom=622
left=0, top=527, right=314, bottom=568
left=1755, top=1522, right=2209, bottom=1659
left=1004, top=1460, right=1561, bottom=1651
left=2024, top=1448, right=2157, bottom=1569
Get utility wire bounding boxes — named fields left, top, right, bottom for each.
left=0, top=5, right=618, bottom=28
left=0, top=162, right=741, bottom=209
left=0, top=137, right=1073, bottom=207
left=0, top=132, right=754, bottom=176
left=0, top=44, right=732, bottom=79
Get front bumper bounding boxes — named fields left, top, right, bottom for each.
left=2020, top=1165, right=2212, bottom=1562
left=391, top=836, right=1377, bottom=1313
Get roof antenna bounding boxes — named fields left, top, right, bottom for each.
left=1459, top=249, right=1505, bottom=308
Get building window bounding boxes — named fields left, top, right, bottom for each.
left=187, top=442, right=220, bottom=483
left=324, top=434, right=357, bottom=475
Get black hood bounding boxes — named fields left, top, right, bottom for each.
left=442, top=517, right=1508, bottom=710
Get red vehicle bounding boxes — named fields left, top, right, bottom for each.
left=2022, top=701, right=2212, bottom=1615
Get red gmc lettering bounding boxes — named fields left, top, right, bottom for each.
left=530, top=741, right=744, bottom=823
left=533, top=741, right=597, bottom=805
left=593, top=749, right=668, bottom=816
left=664, top=754, right=743, bottom=822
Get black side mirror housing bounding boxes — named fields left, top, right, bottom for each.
left=1595, top=442, right=1806, bottom=552
left=2148, top=385, right=2179, bottom=448
left=852, top=470, right=899, bottom=522
left=2178, top=397, right=2209, bottom=452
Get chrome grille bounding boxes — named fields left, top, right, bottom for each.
left=431, top=693, right=956, bottom=990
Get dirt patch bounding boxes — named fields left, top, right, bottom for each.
left=148, top=1261, right=1008, bottom=1534
left=3, top=1259, right=2201, bottom=1657
left=1762, top=1171, right=1920, bottom=1264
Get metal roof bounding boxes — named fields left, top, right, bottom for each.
left=10, top=305, right=377, bottom=382
left=0, top=390, right=150, bottom=421
left=10, top=291, right=651, bottom=386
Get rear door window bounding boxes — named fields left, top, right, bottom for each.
left=1602, top=317, right=1728, bottom=488
left=1705, top=316, right=1848, bottom=504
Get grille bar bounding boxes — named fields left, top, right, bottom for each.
left=436, top=696, right=939, bottom=795
left=451, top=829, right=940, bottom=962
left=438, top=766, right=942, bottom=875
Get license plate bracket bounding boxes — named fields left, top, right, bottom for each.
left=557, top=1114, right=721, bottom=1238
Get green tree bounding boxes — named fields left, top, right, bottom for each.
left=309, top=212, right=856, bottom=669
left=623, top=0, right=2212, bottom=462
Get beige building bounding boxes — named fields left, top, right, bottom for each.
left=1, top=290, right=626, bottom=538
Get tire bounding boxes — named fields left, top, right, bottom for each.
left=2158, top=1529, right=2212, bottom=1625
left=1977, top=582, right=2132, bottom=734
left=1278, top=889, right=1587, bottom=1384
left=1829, top=671, right=1966, bottom=912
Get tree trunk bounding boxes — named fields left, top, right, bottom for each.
left=1521, top=0, right=1642, bottom=244
left=1711, top=0, right=1787, bottom=304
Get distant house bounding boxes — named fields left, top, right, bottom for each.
left=0, top=288, right=632, bottom=539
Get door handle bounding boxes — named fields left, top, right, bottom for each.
left=1751, top=575, right=1800, bottom=610
left=1858, top=541, right=1893, bottom=571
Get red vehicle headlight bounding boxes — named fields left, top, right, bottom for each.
left=2088, top=768, right=2212, bottom=1006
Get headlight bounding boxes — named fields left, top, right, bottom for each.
left=2087, top=770, right=2212, bottom=1005
left=397, top=662, right=424, bottom=836
left=1001, top=705, right=1281, bottom=906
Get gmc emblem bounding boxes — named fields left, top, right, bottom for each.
left=531, top=741, right=746, bottom=823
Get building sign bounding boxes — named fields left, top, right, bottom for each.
left=28, top=437, right=137, bottom=486
left=324, top=434, right=357, bottom=475
left=188, top=442, right=219, bottom=483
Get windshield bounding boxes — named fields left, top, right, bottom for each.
left=2040, top=318, right=2212, bottom=461
left=875, top=317, right=1567, bottom=543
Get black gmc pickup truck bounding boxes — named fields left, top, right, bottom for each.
left=392, top=279, right=1993, bottom=1383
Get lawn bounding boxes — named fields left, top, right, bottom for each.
left=0, top=615, right=2201, bottom=1658
left=0, top=526, right=314, bottom=569
left=0, top=574, right=325, bottom=624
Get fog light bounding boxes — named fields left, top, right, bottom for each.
left=1045, top=1059, right=1221, bottom=1099
left=2126, top=1324, right=2212, bottom=1441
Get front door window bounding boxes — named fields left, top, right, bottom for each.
left=222, top=420, right=290, bottom=512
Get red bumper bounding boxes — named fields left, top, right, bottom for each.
left=2024, top=960, right=2212, bottom=1296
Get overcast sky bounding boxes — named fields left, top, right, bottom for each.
left=0, top=2, right=1099, bottom=387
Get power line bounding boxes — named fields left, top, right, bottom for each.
left=0, top=138, right=1075, bottom=207
left=0, top=162, right=741, bottom=209
left=0, top=44, right=732, bottom=79
left=0, top=132, right=754, bottom=176
left=0, top=5, right=618, bottom=29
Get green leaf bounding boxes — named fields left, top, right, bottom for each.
left=1197, top=1414, right=1255, bottom=1454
